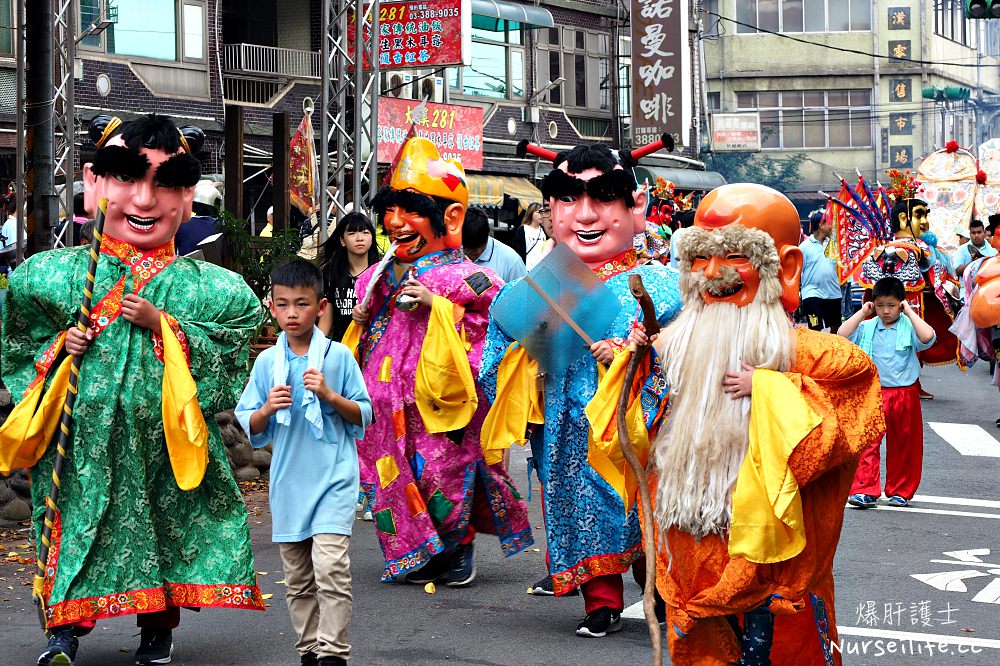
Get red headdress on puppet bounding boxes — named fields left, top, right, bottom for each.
left=371, top=137, right=468, bottom=262
left=520, top=134, right=673, bottom=270
left=682, top=183, right=804, bottom=311
left=83, top=114, right=204, bottom=250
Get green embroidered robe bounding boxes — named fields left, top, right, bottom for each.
left=1, top=245, right=265, bottom=626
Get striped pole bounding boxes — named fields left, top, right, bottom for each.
left=33, top=198, right=108, bottom=631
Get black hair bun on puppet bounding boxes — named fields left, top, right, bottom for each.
left=179, top=125, right=205, bottom=155
left=89, top=114, right=122, bottom=147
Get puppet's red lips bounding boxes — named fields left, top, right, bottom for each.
left=392, top=232, right=419, bottom=244
left=125, top=214, right=158, bottom=232
left=707, top=283, right=742, bottom=298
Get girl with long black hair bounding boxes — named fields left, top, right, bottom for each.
left=319, top=212, right=381, bottom=341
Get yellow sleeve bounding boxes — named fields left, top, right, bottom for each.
left=584, top=350, right=650, bottom=512
left=728, top=369, right=821, bottom=564
left=161, top=313, right=209, bottom=491
left=414, top=295, right=478, bottom=433
left=480, top=344, right=544, bottom=465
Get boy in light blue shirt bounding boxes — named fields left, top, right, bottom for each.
left=837, top=277, right=935, bottom=510
left=236, top=259, right=372, bottom=666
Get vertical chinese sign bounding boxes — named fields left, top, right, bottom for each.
left=631, top=0, right=691, bottom=149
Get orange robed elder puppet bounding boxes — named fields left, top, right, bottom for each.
left=647, top=184, right=885, bottom=665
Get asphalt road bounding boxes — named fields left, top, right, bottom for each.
left=3, top=362, right=1000, bottom=665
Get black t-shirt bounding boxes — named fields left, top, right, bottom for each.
left=326, top=274, right=359, bottom=342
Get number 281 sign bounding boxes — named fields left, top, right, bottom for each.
left=350, top=0, right=471, bottom=70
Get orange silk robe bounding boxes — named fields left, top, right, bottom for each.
left=653, top=328, right=885, bottom=665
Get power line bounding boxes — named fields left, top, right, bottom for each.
left=704, top=10, right=994, bottom=69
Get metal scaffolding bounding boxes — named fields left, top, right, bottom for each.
left=318, top=0, right=380, bottom=242
left=51, top=0, right=77, bottom=249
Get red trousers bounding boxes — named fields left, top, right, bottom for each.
left=851, top=384, right=923, bottom=500
left=63, top=607, right=180, bottom=635
left=581, top=574, right=624, bottom=614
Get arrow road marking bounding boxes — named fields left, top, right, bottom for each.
left=911, top=570, right=989, bottom=592
left=927, top=422, right=1000, bottom=457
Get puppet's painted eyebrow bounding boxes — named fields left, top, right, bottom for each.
left=91, top=146, right=151, bottom=179
left=153, top=153, right=201, bottom=188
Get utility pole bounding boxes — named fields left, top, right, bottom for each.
left=25, top=0, right=57, bottom=255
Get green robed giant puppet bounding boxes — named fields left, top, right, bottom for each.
left=0, top=114, right=265, bottom=666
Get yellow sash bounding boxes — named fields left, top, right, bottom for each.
left=584, top=350, right=649, bottom=511
left=341, top=320, right=362, bottom=363
left=160, top=314, right=209, bottom=491
left=728, top=369, right=821, bottom=564
left=414, top=296, right=478, bottom=433
left=480, top=344, right=544, bottom=465
left=0, top=340, right=73, bottom=475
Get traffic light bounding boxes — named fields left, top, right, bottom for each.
left=922, top=86, right=971, bottom=101
left=965, top=0, right=1000, bottom=19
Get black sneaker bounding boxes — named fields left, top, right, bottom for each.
left=529, top=575, right=556, bottom=596
left=135, top=628, right=173, bottom=665
left=443, top=542, right=476, bottom=587
left=37, top=630, right=79, bottom=666
left=317, top=658, right=347, bottom=666
left=576, top=607, right=623, bottom=638
left=528, top=575, right=580, bottom=596
left=404, top=554, right=450, bottom=584
left=300, top=653, right=319, bottom=666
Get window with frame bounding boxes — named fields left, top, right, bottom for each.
left=447, top=20, right=524, bottom=99
left=736, top=89, right=872, bottom=149
left=535, top=27, right=611, bottom=111
left=0, top=0, right=12, bottom=54
left=78, top=0, right=207, bottom=63
left=934, top=0, right=978, bottom=47
left=735, top=0, right=871, bottom=33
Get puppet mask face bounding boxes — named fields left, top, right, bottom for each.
left=384, top=205, right=448, bottom=260
left=84, top=136, right=194, bottom=250
left=549, top=166, right=646, bottom=269
left=691, top=184, right=803, bottom=311
left=897, top=203, right=929, bottom=238
left=689, top=251, right=762, bottom=307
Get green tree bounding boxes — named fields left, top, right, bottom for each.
left=708, top=151, right=806, bottom=194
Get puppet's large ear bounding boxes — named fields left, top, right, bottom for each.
left=178, top=125, right=205, bottom=155
left=89, top=115, right=122, bottom=147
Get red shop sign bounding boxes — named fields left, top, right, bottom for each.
left=377, top=97, right=484, bottom=171
left=350, top=0, right=471, bottom=70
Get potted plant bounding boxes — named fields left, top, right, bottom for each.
left=218, top=211, right=304, bottom=358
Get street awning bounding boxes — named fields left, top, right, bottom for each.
left=471, top=0, right=555, bottom=30
left=466, top=175, right=543, bottom=208
left=633, top=166, right=727, bottom=192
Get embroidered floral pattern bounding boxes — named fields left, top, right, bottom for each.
left=47, top=581, right=265, bottom=627
left=551, top=545, right=643, bottom=595
left=594, top=249, right=639, bottom=281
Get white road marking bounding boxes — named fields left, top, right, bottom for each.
left=942, top=548, right=992, bottom=561
left=622, top=601, right=645, bottom=619
left=972, top=578, right=1000, bottom=604
left=927, top=422, right=1000, bottom=457
left=835, top=626, right=1000, bottom=649
left=913, top=495, right=1000, bottom=510
left=866, top=505, right=1000, bottom=520
left=911, top=569, right=989, bottom=592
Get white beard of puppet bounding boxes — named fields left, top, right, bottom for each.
left=652, top=225, right=796, bottom=540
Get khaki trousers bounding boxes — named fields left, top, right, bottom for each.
left=278, top=534, right=352, bottom=660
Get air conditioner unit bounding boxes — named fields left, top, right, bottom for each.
left=419, top=76, right=445, bottom=103
left=387, top=73, right=415, bottom=99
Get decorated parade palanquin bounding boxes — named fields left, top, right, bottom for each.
left=825, top=166, right=961, bottom=366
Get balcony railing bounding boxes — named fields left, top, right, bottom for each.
left=223, top=43, right=321, bottom=79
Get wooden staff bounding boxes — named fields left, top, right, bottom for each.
left=617, top=274, right=663, bottom=665
left=33, top=198, right=108, bottom=631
